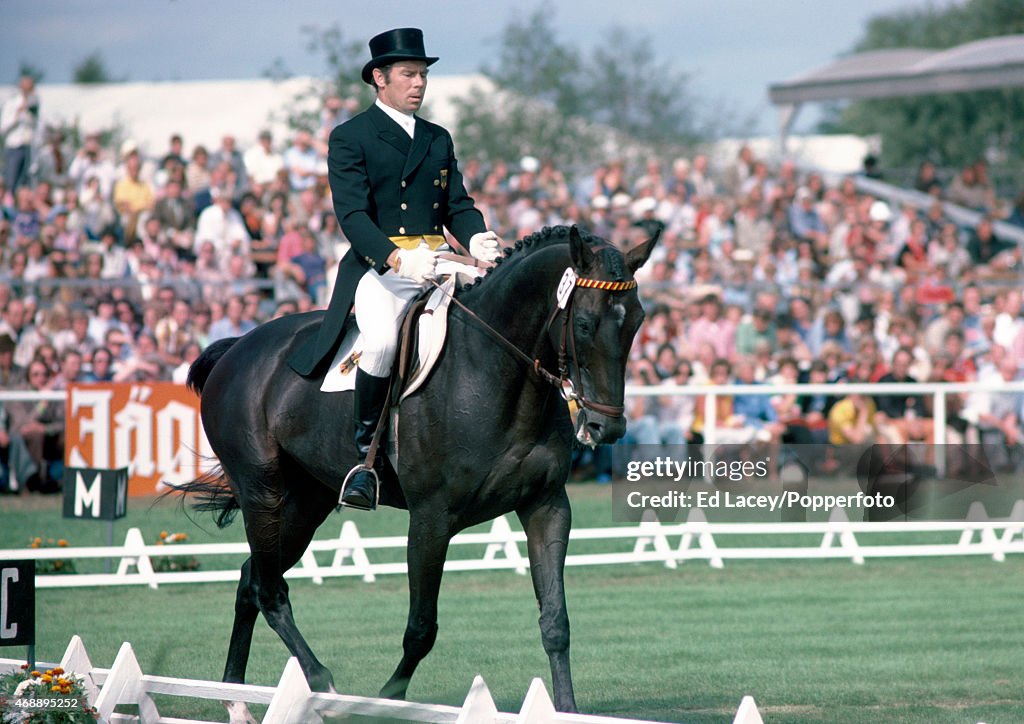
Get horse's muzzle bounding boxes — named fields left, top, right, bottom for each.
left=574, top=410, right=626, bottom=448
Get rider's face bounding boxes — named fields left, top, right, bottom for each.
left=376, top=61, right=428, bottom=114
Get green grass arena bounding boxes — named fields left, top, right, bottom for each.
left=3, top=485, right=1023, bottom=723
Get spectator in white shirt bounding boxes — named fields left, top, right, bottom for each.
left=194, top=186, right=251, bottom=266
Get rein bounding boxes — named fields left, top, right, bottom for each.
left=429, top=264, right=637, bottom=419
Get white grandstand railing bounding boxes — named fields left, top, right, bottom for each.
left=7, top=377, right=1024, bottom=452
left=0, top=636, right=765, bottom=724
left=5, top=503, right=1024, bottom=590
left=853, top=174, right=1024, bottom=246
left=625, top=379, right=1024, bottom=451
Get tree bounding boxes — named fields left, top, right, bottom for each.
left=457, top=7, right=723, bottom=169
left=823, top=0, right=1024, bottom=167
left=481, top=6, right=586, bottom=117
left=582, top=25, right=702, bottom=148
left=274, top=24, right=377, bottom=133
left=73, top=51, right=115, bottom=84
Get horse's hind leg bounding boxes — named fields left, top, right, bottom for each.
left=223, top=559, right=261, bottom=723
left=380, top=513, right=452, bottom=700
left=224, top=557, right=259, bottom=684
left=518, top=487, right=577, bottom=713
left=228, top=463, right=337, bottom=692
left=251, top=481, right=338, bottom=692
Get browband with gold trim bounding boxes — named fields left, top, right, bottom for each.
left=574, top=277, right=638, bottom=291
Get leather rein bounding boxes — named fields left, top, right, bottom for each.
left=431, top=244, right=636, bottom=420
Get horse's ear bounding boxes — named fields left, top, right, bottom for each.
left=625, top=226, right=661, bottom=274
left=568, top=225, right=595, bottom=270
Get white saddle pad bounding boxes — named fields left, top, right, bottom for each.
left=319, top=260, right=481, bottom=394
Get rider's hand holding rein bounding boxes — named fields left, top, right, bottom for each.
left=391, top=245, right=438, bottom=284
left=470, top=230, right=502, bottom=263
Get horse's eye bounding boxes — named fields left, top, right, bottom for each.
left=576, top=317, right=596, bottom=337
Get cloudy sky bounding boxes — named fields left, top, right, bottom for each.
left=5, top=0, right=926, bottom=133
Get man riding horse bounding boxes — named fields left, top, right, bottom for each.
left=288, top=28, right=502, bottom=510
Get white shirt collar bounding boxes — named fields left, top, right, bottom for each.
left=375, top=99, right=416, bottom=139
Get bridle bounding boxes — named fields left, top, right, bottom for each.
left=431, top=264, right=637, bottom=420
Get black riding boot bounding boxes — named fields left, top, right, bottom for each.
left=341, top=369, right=390, bottom=510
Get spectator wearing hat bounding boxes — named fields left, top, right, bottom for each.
left=69, top=132, right=118, bottom=200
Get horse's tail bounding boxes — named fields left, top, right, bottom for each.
left=163, top=466, right=240, bottom=529
left=187, top=337, right=239, bottom=396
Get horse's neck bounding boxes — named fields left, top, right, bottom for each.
left=449, top=245, right=569, bottom=410
left=467, top=245, right=568, bottom=354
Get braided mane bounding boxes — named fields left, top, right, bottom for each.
left=458, top=225, right=625, bottom=298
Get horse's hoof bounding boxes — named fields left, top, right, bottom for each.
left=379, top=680, right=408, bottom=700
left=224, top=700, right=258, bottom=724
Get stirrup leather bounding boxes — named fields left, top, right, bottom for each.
left=338, top=464, right=380, bottom=511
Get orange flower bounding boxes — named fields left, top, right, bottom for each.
left=30, top=670, right=41, bottom=677
left=51, top=685, right=61, bottom=692
left=58, top=539, right=68, bottom=547
left=159, top=531, right=168, bottom=539
left=52, top=667, right=64, bottom=675
left=41, top=673, right=52, bottom=683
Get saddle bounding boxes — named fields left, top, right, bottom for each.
left=318, top=274, right=458, bottom=399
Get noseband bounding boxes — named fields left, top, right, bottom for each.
left=432, top=267, right=636, bottom=420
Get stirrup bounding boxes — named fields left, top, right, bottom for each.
left=338, top=464, right=380, bottom=511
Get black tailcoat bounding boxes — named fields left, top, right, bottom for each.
left=288, top=103, right=485, bottom=376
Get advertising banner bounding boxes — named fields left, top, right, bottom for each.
left=65, top=383, right=213, bottom=497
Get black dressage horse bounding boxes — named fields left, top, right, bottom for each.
left=181, top=225, right=657, bottom=713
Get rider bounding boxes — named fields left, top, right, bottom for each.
left=288, top=28, right=502, bottom=510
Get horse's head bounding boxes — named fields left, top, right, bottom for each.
left=558, top=225, right=658, bottom=447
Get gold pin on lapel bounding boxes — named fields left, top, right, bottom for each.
left=440, top=169, right=448, bottom=189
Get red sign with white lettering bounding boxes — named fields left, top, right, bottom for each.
left=65, top=383, right=214, bottom=497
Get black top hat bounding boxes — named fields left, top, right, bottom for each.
left=362, top=28, right=439, bottom=85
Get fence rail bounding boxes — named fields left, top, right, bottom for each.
left=6, top=503, right=1024, bottom=590
left=0, top=636, right=765, bottom=724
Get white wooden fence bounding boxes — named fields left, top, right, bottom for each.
left=6, top=501, right=1024, bottom=590
left=0, top=636, right=766, bottom=724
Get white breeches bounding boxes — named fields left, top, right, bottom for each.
left=353, top=242, right=445, bottom=377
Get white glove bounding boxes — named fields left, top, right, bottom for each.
left=469, top=231, right=502, bottom=263
left=395, top=246, right=438, bottom=284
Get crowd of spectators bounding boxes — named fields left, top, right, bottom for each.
left=2, top=74, right=1024, bottom=491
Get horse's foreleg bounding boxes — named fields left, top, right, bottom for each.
left=380, top=515, right=451, bottom=700
left=518, top=488, right=577, bottom=713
